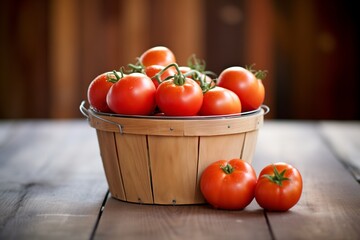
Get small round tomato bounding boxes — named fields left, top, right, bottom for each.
left=156, top=76, right=203, bottom=116
left=87, top=72, right=114, bottom=112
left=200, top=159, right=257, bottom=210
left=144, top=65, right=176, bottom=88
left=255, top=162, right=303, bottom=211
left=139, top=46, right=176, bottom=67
left=217, top=66, right=264, bottom=112
left=106, top=73, right=156, bottom=115
left=199, top=87, right=241, bottom=116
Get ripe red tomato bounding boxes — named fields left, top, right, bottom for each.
left=255, top=162, right=303, bottom=211
left=156, top=76, right=203, bottom=116
left=106, top=73, right=156, bottom=115
left=144, top=65, right=176, bottom=88
left=200, top=159, right=257, bottom=210
left=199, top=87, right=241, bottom=115
left=87, top=72, right=114, bottom=112
left=217, top=66, right=264, bottom=112
left=139, top=46, right=176, bottom=67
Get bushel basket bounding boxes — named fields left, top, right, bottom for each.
left=80, top=101, right=269, bottom=205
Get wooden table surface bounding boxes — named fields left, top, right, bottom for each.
left=0, top=120, right=359, bottom=240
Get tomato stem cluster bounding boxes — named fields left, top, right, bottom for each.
left=262, top=165, right=290, bottom=186
left=246, top=64, right=268, bottom=80
left=152, top=62, right=216, bottom=93
left=106, top=70, right=124, bottom=83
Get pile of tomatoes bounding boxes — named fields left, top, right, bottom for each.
left=200, top=159, right=303, bottom=211
left=87, top=46, right=266, bottom=116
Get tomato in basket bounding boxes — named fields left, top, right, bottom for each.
left=217, top=66, right=265, bottom=112
left=106, top=72, right=156, bottom=115
left=155, top=64, right=203, bottom=116
left=87, top=72, right=114, bottom=113
left=139, top=46, right=176, bottom=67
left=199, top=87, right=241, bottom=116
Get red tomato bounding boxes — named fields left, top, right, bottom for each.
left=139, top=46, right=176, bottom=67
left=144, top=65, right=176, bottom=88
left=200, top=159, right=257, bottom=210
left=217, top=66, right=264, bottom=112
left=199, top=87, right=241, bottom=116
left=106, top=73, right=156, bottom=115
left=87, top=72, right=114, bottom=112
left=156, top=77, right=203, bottom=116
left=255, top=162, right=303, bottom=211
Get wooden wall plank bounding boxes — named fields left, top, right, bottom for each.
left=49, top=0, right=80, bottom=118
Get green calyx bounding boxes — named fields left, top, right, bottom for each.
left=221, top=163, right=234, bottom=174
left=246, top=64, right=267, bottom=80
left=106, top=69, right=124, bottom=83
left=262, top=165, right=290, bottom=186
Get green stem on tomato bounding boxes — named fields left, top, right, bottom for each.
left=221, top=163, right=234, bottom=174
left=127, top=63, right=144, bottom=73
left=107, top=69, right=124, bottom=83
left=262, top=164, right=290, bottom=186
left=152, top=63, right=186, bottom=86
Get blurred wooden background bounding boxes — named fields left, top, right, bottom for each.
left=0, top=0, right=359, bottom=119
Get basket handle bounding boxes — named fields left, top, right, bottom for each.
left=79, top=100, right=89, bottom=119
left=79, top=100, right=123, bottom=134
left=261, top=105, right=270, bottom=115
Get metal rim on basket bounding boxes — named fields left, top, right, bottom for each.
left=80, top=100, right=269, bottom=121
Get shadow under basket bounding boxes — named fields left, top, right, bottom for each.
left=80, top=101, right=269, bottom=205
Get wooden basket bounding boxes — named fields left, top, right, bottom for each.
left=80, top=101, right=269, bottom=205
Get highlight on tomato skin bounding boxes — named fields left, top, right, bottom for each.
left=139, top=46, right=176, bottom=67
left=200, top=159, right=257, bottom=210
left=255, top=162, right=303, bottom=211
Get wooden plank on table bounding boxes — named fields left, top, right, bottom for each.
left=94, top=198, right=271, bottom=240
left=319, top=121, right=360, bottom=181
left=251, top=121, right=360, bottom=240
left=0, top=121, right=108, bottom=240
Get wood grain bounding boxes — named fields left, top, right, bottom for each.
left=95, top=198, right=271, bottom=240
left=319, top=121, right=360, bottom=181
left=0, top=121, right=108, bottom=240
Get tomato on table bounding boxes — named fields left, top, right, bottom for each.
left=216, top=66, right=265, bottom=112
left=255, top=162, right=303, bottom=211
left=106, top=72, right=156, bottom=115
left=200, top=159, right=257, bottom=210
left=139, top=46, right=176, bottom=67
left=87, top=72, right=115, bottom=113
left=199, top=87, right=241, bottom=116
